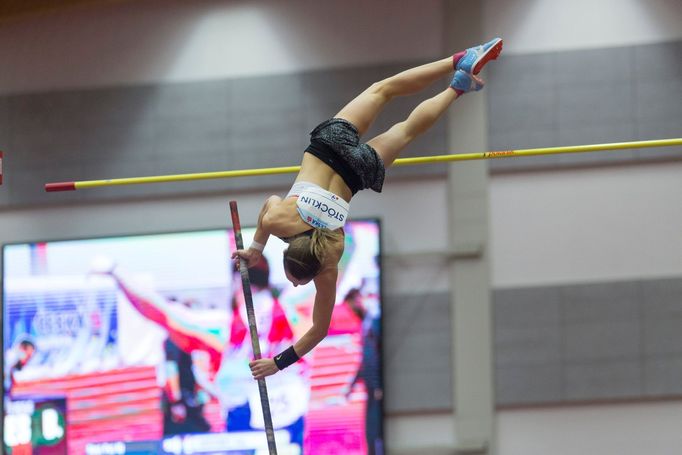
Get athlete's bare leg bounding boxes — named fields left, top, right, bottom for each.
left=367, top=87, right=459, bottom=167
left=334, top=37, right=503, bottom=136
left=335, top=57, right=454, bottom=136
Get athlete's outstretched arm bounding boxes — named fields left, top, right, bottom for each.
left=294, top=267, right=337, bottom=356
left=249, top=266, right=337, bottom=380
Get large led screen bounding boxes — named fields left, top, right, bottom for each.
left=3, top=220, right=383, bottom=454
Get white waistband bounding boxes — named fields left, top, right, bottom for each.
left=295, top=186, right=349, bottom=230
left=286, top=181, right=318, bottom=199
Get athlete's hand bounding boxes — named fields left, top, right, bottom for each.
left=231, top=248, right=262, bottom=269
left=249, top=358, right=278, bottom=380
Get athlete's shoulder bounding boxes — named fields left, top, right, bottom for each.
left=262, top=198, right=301, bottom=236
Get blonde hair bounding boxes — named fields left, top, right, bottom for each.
left=283, top=228, right=343, bottom=280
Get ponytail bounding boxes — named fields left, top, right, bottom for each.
left=310, top=228, right=342, bottom=264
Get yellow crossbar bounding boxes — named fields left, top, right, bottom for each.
left=44, top=138, right=682, bottom=192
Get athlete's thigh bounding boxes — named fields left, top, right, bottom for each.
left=365, top=124, right=411, bottom=168
left=334, top=85, right=387, bottom=137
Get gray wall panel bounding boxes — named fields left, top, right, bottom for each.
left=496, top=327, right=561, bottom=366
left=563, top=321, right=640, bottom=361
left=560, top=282, right=640, bottom=323
left=564, top=361, right=642, bottom=400
left=556, top=83, right=635, bottom=128
left=9, top=164, right=86, bottom=206
left=7, top=41, right=678, bottom=205
left=635, top=41, right=682, bottom=159
left=495, top=364, right=562, bottom=405
left=642, top=278, right=682, bottom=357
left=231, top=74, right=303, bottom=111
left=634, top=76, right=682, bottom=160
left=643, top=318, right=682, bottom=356
left=494, top=287, right=562, bottom=327
left=553, top=46, right=634, bottom=85
left=383, top=292, right=453, bottom=413
left=556, top=124, right=637, bottom=165
left=156, top=116, right=231, bottom=160
left=633, top=41, right=682, bottom=81
left=228, top=113, right=305, bottom=167
left=489, top=128, right=559, bottom=169
left=636, top=119, right=682, bottom=159
left=488, top=88, right=556, bottom=133
left=488, top=40, right=682, bottom=173
left=636, top=79, right=682, bottom=120
left=495, top=277, right=682, bottom=407
left=387, top=371, right=450, bottom=411
left=494, top=287, right=562, bottom=404
left=1, top=60, right=453, bottom=207
left=644, top=355, right=682, bottom=396
left=154, top=80, right=231, bottom=119
left=487, top=53, right=555, bottom=95
left=641, top=278, right=682, bottom=316
left=81, top=122, right=159, bottom=163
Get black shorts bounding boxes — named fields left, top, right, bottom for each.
left=305, top=118, right=385, bottom=194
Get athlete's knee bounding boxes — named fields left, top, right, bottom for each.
left=389, top=121, right=417, bottom=145
left=399, top=121, right=419, bottom=143
left=367, top=79, right=394, bottom=102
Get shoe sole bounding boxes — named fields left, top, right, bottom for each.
left=472, top=38, right=504, bottom=75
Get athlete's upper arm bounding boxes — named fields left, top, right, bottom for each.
left=311, top=266, right=338, bottom=334
left=259, top=195, right=283, bottom=232
left=309, top=234, right=344, bottom=335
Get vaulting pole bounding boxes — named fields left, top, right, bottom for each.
left=229, top=200, right=278, bottom=455
left=45, top=138, right=682, bottom=191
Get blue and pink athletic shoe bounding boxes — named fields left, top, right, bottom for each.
left=454, top=37, right=503, bottom=75
left=450, top=69, right=485, bottom=94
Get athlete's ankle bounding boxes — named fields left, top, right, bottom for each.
left=452, top=51, right=466, bottom=70
left=449, top=70, right=485, bottom=95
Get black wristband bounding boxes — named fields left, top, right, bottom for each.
left=273, top=345, right=300, bottom=370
